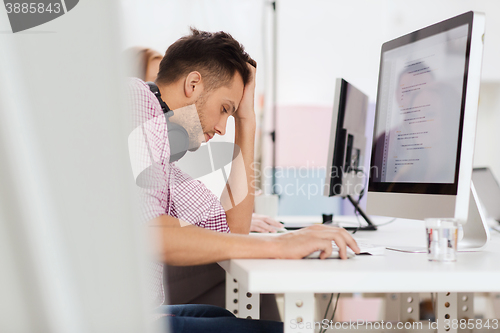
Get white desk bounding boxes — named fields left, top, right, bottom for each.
left=219, top=218, right=500, bottom=333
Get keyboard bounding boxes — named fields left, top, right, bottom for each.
left=304, top=241, right=386, bottom=259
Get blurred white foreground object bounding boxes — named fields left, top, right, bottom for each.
left=0, top=1, right=158, bottom=333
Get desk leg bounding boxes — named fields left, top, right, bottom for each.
left=385, top=293, right=420, bottom=322
left=492, top=293, right=500, bottom=318
left=225, top=272, right=239, bottom=316
left=436, top=292, right=458, bottom=333
left=436, top=292, right=474, bottom=333
left=457, top=293, right=474, bottom=333
left=284, top=293, right=315, bottom=333
left=400, top=293, right=420, bottom=322
left=224, top=272, right=260, bottom=319
left=385, top=293, right=400, bottom=321
left=238, top=288, right=260, bottom=320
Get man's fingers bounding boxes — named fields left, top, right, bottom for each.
left=252, top=214, right=282, bottom=230
left=250, top=225, right=268, bottom=233
left=339, top=228, right=360, bottom=254
left=345, top=236, right=360, bottom=254
left=250, top=219, right=277, bottom=233
left=304, top=225, right=358, bottom=259
left=279, top=225, right=359, bottom=260
left=317, top=239, right=333, bottom=259
left=261, top=216, right=283, bottom=228
left=332, top=236, right=348, bottom=259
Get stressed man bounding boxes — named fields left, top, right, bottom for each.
left=127, top=28, right=359, bottom=333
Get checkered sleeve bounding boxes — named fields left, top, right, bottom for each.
left=169, top=165, right=230, bottom=233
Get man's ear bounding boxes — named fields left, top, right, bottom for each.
left=184, top=71, right=203, bottom=98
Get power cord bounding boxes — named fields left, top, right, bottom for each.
left=352, top=170, right=368, bottom=234
left=373, top=217, right=397, bottom=227
left=321, top=293, right=334, bottom=330
left=431, top=292, right=437, bottom=321
left=348, top=169, right=397, bottom=232
left=320, top=293, right=341, bottom=333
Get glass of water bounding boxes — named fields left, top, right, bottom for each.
left=425, top=218, right=459, bottom=262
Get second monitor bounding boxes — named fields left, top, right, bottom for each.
left=324, top=78, right=376, bottom=230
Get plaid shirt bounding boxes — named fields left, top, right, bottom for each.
left=127, top=78, right=230, bottom=308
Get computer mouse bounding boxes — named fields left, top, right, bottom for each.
left=304, top=248, right=356, bottom=259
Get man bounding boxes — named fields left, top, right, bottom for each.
left=128, top=28, right=359, bottom=332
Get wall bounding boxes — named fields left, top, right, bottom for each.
left=119, top=0, right=500, bottom=214
left=275, top=0, right=500, bottom=207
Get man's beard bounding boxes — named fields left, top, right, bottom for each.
left=186, top=92, right=208, bottom=152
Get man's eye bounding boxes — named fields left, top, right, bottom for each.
left=223, top=107, right=228, bottom=113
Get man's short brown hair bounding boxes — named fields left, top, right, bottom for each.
left=156, top=28, right=255, bottom=90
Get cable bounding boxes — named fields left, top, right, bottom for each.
left=355, top=170, right=368, bottom=204
left=330, top=293, right=341, bottom=321
left=320, top=293, right=334, bottom=333
left=351, top=170, right=368, bottom=234
left=353, top=170, right=398, bottom=230
left=373, top=218, right=398, bottom=227
left=352, top=209, right=362, bottom=234
left=345, top=170, right=396, bottom=232
left=320, top=293, right=341, bottom=333
left=431, top=292, right=436, bottom=321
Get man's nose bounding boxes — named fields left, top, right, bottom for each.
left=215, top=116, right=228, bottom=136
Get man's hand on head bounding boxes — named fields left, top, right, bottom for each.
left=233, top=62, right=257, bottom=122
left=223, top=61, right=257, bottom=235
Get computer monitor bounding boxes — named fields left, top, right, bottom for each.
left=367, top=11, right=489, bottom=249
left=324, top=78, right=376, bottom=230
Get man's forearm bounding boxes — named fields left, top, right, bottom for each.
left=151, top=215, right=275, bottom=265
left=149, top=215, right=361, bottom=264
left=221, top=118, right=256, bottom=234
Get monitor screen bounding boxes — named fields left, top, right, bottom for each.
left=370, top=15, right=473, bottom=195
left=366, top=11, right=488, bottom=246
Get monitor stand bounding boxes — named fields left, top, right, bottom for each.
left=458, top=182, right=490, bottom=250
left=386, top=182, right=490, bottom=253
left=343, top=195, right=377, bottom=231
